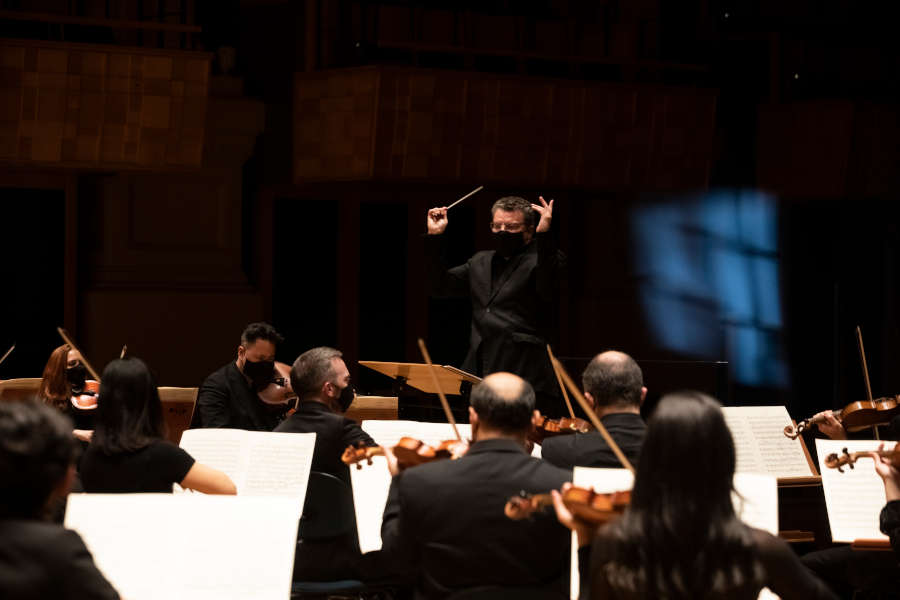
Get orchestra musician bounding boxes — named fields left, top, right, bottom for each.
left=273, top=346, right=380, bottom=582
left=554, top=391, right=838, bottom=600
left=80, top=357, right=236, bottom=495
left=0, top=401, right=119, bottom=600
left=425, top=195, right=567, bottom=415
left=871, top=443, right=900, bottom=556
left=37, top=344, right=95, bottom=443
left=541, top=350, right=647, bottom=470
left=192, top=322, right=286, bottom=431
left=380, top=372, right=572, bottom=598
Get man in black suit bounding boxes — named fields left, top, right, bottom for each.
left=426, top=195, right=566, bottom=415
left=381, top=372, right=572, bottom=599
left=541, top=350, right=647, bottom=470
left=275, top=346, right=378, bottom=582
left=193, top=322, right=285, bottom=431
left=0, top=401, right=119, bottom=600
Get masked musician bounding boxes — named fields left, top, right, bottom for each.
left=380, top=372, right=572, bottom=598
left=193, top=322, right=285, bottom=431
left=0, top=401, right=119, bottom=600
left=425, top=195, right=566, bottom=416
left=274, top=346, right=379, bottom=582
left=37, top=344, right=94, bottom=443
left=540, top=350, right=647, bottom=470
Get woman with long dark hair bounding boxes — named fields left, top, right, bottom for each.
left=37, top=344, right=94, bottom=442
left=556, top=391, right=836, bottom=600
left=80, top=357, right=235, bottom=495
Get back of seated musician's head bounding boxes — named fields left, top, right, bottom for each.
left=595, top=391, right=760, bottom=598
left=469, top=372, right=536, bottom=442
left=0, top=401, right=78, bottom=520
left=93, top=357, right=165, bottom=455
left=582, top=350, right=646, bottom=415
left=290, top=347, right=353, bottom=413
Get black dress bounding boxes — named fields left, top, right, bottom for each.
left=80, top=440, right=195, bottom=493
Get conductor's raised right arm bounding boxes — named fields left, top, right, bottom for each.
left=424, top=206, right=470, bottom=297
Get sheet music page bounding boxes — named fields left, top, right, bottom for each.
left=65, top=494, right=300, bottom=600
left=733, top=472, right=778, bottom=535
left=816, top=439, right=890, bottom=543
left=722, top=406, right=815, bottom=478
left=350, top=455, right=393, bottom=554
left=178, top=428, right=248, bottom=490
left=361, top=420, right=472, bottom=447
left=241, top=431, right=316, bottom=499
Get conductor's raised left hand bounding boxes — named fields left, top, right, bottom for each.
left=532, top=196, right=554, bottom=233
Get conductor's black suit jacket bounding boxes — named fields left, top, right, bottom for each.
left=380, top=438, right=572, bottom=599
left=425, top=232, right=566, bottom=403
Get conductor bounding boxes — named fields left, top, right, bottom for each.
left=425, top=195, right=566, bottom=415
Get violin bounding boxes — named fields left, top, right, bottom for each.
left=824, top=445, right=900, bottom=473
left=529, top=414, right=592, bottom=444
left=71, top=379, right=99, bottom=411
left=784, top=394, right=900, bottom=439
left=342, top=437, right=469, bottom=471
left=504, top=486, right=631, bottom=525
left=257, top=361, right=297, bottom=407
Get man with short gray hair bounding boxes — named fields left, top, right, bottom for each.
left=425, top=194, right=566, bottom=415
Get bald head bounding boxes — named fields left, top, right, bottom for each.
left=470, top=372, right=535, bottom=434
left=582, top=350, right=644, bottom=409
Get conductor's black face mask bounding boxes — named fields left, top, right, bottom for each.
left=491, top=231, right=526, bottom=258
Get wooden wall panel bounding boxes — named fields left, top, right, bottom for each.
left=0, top=39, right=209, bottom=168
left=294, top=67, right=717, bottom=191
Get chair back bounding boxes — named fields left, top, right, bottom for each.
left=158, top=387, right=197, bottom=444
left=0, top=378, right=43, bottom=402
left=298, top=471, right=356, bottom=542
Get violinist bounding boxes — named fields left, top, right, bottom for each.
left=0, top=401, right=119, bottom=600
left=553, top=392, right=837, bottom=600
left=37, top=344, right=94, bottom=443
left=193, top=322, right=286, bottom=431
left=870, top=443, right=900, bottom=556
left=380, top=372, right=572, bottom=599
left=425, top=195, right=567, bottom=415
left=541, top=351, right=646, bottom=470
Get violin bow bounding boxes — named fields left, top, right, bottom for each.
left=547, top=345, right=576, bottom=419
left=417, top=338, right=462, bottom=442
left=57, top=327, right=102, bottom=381
left=856, top=325, right=879, bottom=440
left=0, top=343, right=14, bottom=368
left=550, top=355, right=635, bottom=474
left=446, top=185, right=483, bottom=210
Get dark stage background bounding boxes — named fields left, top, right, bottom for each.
left=1, top=0, right=898, bottom=427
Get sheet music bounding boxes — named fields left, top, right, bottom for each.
left=361, top=420, right=472, bottom=447
left=179, top=429, right=315, bottom=500
left=722, top=406, right=815, bottom=478
left=816, top=439, right=890, bottom=543
left=65, top=494, right=300, bottom=600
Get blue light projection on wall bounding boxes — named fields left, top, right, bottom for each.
left=630, top=190, right=788, bottom=388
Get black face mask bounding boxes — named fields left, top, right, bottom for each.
left=335, top=383, right=356, bottom=413
left=491, top=231, right=526, bottom=258
left=243, top=359, right=275, bottom=389
left=66, top=364, right=87, bottom=390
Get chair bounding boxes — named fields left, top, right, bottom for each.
left=291, top=472, right=394, bottom=599
left=158, top=387, right=197, bottom=445
left=0, top=378, right=42, bottom=402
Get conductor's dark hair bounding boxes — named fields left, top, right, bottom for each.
left=591, top=391, right=763, bottom=598
left=240, top=322, right=284, bottom=347
left=93, top=357, right=165, bottom=455
left=0, top=400, right=78, bottom=519
left=582, top=352, right=644, bottom=408
left=291, top=347, right=343, bottom=401
left=470, top=375, right=535, bottom=433
left=491, top=196, right=536, bottom=229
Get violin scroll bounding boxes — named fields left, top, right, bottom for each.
left=783, top=420, right=809, bottom=440
left=824, top=448, right=854, bottom=473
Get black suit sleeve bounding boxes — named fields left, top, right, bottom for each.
left=196, top=374, right=231, bottom=428
left=58, top=530, right=120, bottom=600
left=424, top=234, right=470, bottom=298
left=341, top=417, right=377, bottom=449
left=880, top=500, right=900, bottom=556
left=380, top=473, right=418, bottom=579
left=534, top=232, right=566, bottom=304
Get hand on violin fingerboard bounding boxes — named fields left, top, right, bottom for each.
left=551, top=483, right=598, bottom=548
left=869, top=443, right=900, bottom=502
left=817, top=410, right=847, bottom=440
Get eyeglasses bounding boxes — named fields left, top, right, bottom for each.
left=490, top=222, right=526, bottom=233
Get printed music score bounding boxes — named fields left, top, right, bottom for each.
left=722, top=406, right=818, bottom=480
left=816, top=439, right=890, bottom=543
left=178, top=429, right=316, bottom=499
left=65, top=494, right=300, bottom=600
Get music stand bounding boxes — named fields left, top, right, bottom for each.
left=359, top=361, right=481, bottom=396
